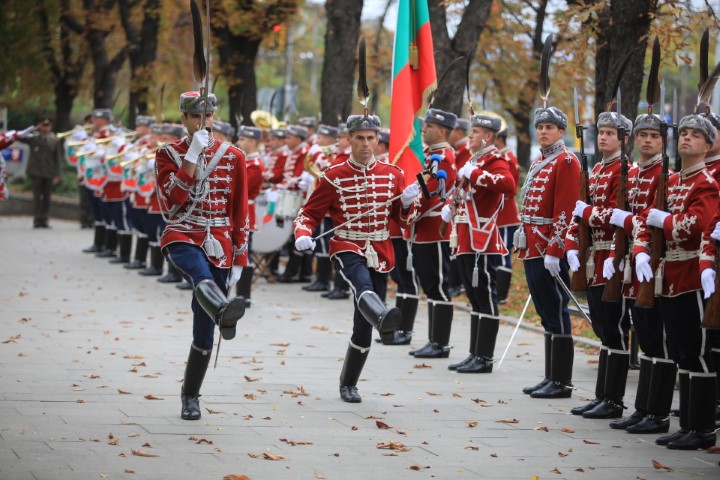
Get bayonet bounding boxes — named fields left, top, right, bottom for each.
left=573, top=87, right=580, bottom=126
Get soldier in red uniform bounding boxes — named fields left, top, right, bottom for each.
left=293, top=114, right=419, bottom=403
left=263, top=129, right=289, bottom=184
left=407, top=109, right=458, bottom=359
left=450, top=118, right=470, bottom=169
left=493, top=125, right=520, bottom=305
left=604, top=114, right=677, bottom=434
left=0, top=126, right=36, bottom=202
left=566, top=111, right=633, bottom=417
left=515, top=106, right=579, bottom=398
left=638, top=114, right=718, bottom=450
left=440, top=114, right=515, bottom=373
left=155, top=91, right=250, bottom=421
left=235, top=125, right=265, bottom=307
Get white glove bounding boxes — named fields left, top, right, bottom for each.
left=544, top=254, right=561, bottom=277
left=228, top=266, right=243, bottom=288
left=573, top=200, right=590, bottom=218
left=401, top=183, right=420, bottom=208
left=298, top=171, right=314, bottom=191
left=185, top=129, right=209, bottom=164
left=295, top=235, right=316, bottom=252
left=71, top=128, right=89, bottom=141
left=646, top=208, right=670, bottom=229
left=266, top=189, right=280, bottom=203
left=18, top=126, right=35, bottom=139
left=458, top=162, right=476, bottom=181
left=635, top=252, right=653, bottom=283
left=710, top=221, right=720, bottom=242
left=610, top=208, right=632, bottom=228
left=566, top=249, right=580, bottom=273
left=701, top=268, right=716, bottom=299
left=147, top=158, right=156, bottom=170
left=440, top=204, right=453, bottom=223
left=308, top=143, right=322, bottom=155
left=602, top=257, right=624, bottom=280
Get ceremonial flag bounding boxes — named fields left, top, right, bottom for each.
left=389, top=0, right=436, bottom=184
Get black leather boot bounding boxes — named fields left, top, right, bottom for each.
left=324, top=271, right=350, bottom=299
left=357, top=291, right=402, bottom=334
left=277, top=253, right=302, bottom=283
left=339, top=343, right=369, bottom=403
left=456, top=315, right=498, bottom=373
left=409, top=300, right=434, bottom=356
left=158, top=261, right=182, bottom=283
left=449, top=312, right=479, bottom=371
left=139, top=244, right=164, bottom=276
left=628, top=357, right=676, bottom=434
left=413, top=302, right=453, bottom=359
left=378, top=295, right=419, bottom=345
left=124, top=235, right=148, bottom=269
left=83, top=223, right=106, bottom=253
left=235, top=266, right=254, bottom=307
left=583, top=349, right=629, bottom=419
left=531, top=334, right=574, bottom=398
left=181, top=344, right=211, bottom=420
left=496, top=267, right=512, bottom=305
left=571, top=347, right=607, bottom=415
left=657, top=370, right=690, bottom=445
left=628, top=326, right=640, bottom=370
left=110, top=232, right=132, bottom=263
left=299, top=253, right=313, bottom=282
left=303, top=256, right=331, bottom=291
left=194, top=279, right=245, bottom=340
left=523, top=332, right=552, bottom=393
left=176, top=280, right=193, bottom=290
left=712, top=348, right=720, bottom=420
left=611, top=355, right=652, bottom=429
left=668, top=373, right=717, bottom=450
left=96, top=228, right=118, bottom=258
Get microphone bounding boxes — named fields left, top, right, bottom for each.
left=436, top=169, right=448, bottom=202
left=429, top=153, right=442, bottom=178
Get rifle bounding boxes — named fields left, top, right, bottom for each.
left=702, top=244, right=720, bottom=328
left=602, top=91, right=628, bottom=301
left=570, top=87, right=590, bottom=292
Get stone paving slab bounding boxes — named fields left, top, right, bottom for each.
left=0, top=216, right=718, bottom=479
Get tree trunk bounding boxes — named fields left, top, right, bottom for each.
left=320, top=0, right=363, bottom=126
left=84, top=0, right=127, bottom=109
left=119, top=0, right=160, bottom=128
left=427, top=0, right=492, bottom=115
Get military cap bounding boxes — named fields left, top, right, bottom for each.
left=298, top=117, right=317, bottom=128
left=679, top=114, right=717, bottom=145
left=471, top=113, right=502, bottom=132
left=287, top=125, right=309, bottom=139
left=378, top=129, right=390, bottom=145
left=338, top=123, right=348, bottom=135
left=136, top=115, right=156, bottom=127
left=533, top=106, right=568, bottom=130
left=150, top=123, right=163, bottom=135
left=270, top=128, right=287, bottom=139
left=597, top=111, right=633, bottom=135
left=454, top=118, right=470, bottom=133
left=92, top=108, right=113, bottom=121
left=346, top=115, right=381, bottom=133
left=633, top=113, right=662, bottom=135
left=179, top=91, right=217, bottom=114
left=424, top=108, right=457, bottom=130
left=317, top=124, right=338, bottom=138
left=237, top=125, right=263, bottom=140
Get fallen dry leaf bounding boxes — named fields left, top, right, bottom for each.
left=123, top=355, right=144, bottom=359
left=407, top=465, right=430, bottom=471
left=467, top=421, right=478, bottom=428
left=2, top=334, right=21, bottom=344
left=107, top=433, right=119, bottom=446
left=379, top=392, right=395, bottom=396
left=124, top=469, right=135, bottom=474
left=244, top=376, right=261, bottom=382
left=244, top=393, right=257, bottom=400
left=311, top=325, right=329, bottom=331
left=376, top=421, right=392, bottom=429
left=550, top=467, right=562, bottom=474
left=223, top=475, right=253, bottom=480
left=464, top=446, right=479, bottom=451
left=283, top=386, right=309, bottom=397
left=206, top=408, right=223, bottom=414
left=280, top=438, right=313, bottom=446
left=558, top=451, right=568, bottom=457
left=377, top=442, right=411, bottom=452
left=532, top=426, right=549, bottom=432
left=365, top=415, right=383, bottom=419
left=583, top=439, right=599, bottom=445
left=270, top=342, right=290, bottom=347
left=351, top=426, right=358, bottom=430
left=413, top=363, right=432, bottom=369
left=248, top=452, right=285, bottom=460
left=131, top=449, right=159, bottom=458
left=314, top=472, right=325, bottom=479
left=707, top=445, right=720, bottom=453
left=426, top=392, right=441, bottom=396
left=495, top=418, right=519, bottom=424
left=141, top=442, right=152, bottom=448
left=143, top=394, right=164, bottom=400
left=651, top=459, right=673, bottom=472
left=118, top=389, right=131, bottom=395
left=561, top=427, right=575, bottom=433
left=490, top=453, right=498, bottom=458
left=452, top=393, right=463, bottom=398
left=76, top=399, right=85, bottom=403
left=131, top=362, right=146, bottom=367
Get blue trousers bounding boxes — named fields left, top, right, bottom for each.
left=85, top=187, right=104, bottom=223
left=165, top=242, right=230, bottom=350
left=144, top=213, right=165, bottom=244
left=587, top=285, right=629, bottom=350
left=411, top=241, right=451, bottom=302
left=128, top=207, right=147, bottom=236
left=457, top=253, right=500, bottom=317
left=389, top=238, right=418, bottom=296
left=499, top=226, right=518, bottom=270
left=334, top=252, right=388, bottom=348
left=523, top=257, right=572, bottom=334
left=659, top=292, right=713, bottom=372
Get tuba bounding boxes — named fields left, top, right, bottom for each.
left=251, top=110, right=280, bottom=131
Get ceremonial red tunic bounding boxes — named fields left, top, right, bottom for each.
left=245, top=151, right=265, bottom=232
left=634, top=162, right=718, bottom=296
left=517, top=141, right=579, bottom=260
left=454, top=139, right=471, bottom=170
left=293, top=157, right=417, bottom=273
left=697, top=155, right=720, bottom=273
left=497, top=147, right=520, bottom=228
left=156, top=137, right=250, bottom=267
left=266, top=147, right=289, bottom=184
left=451, top=146, right=515, bottom=255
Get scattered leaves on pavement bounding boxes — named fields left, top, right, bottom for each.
left=651, top=459, right=673, bottom=472
left=376, top=421, right=392, bottom=429
left=131, top=449, right=159, bottom=458
left=143, top=394, right=163, bottom=400
left=377, top=442, right=411, bottom=452
left=280, top=438, right=313, bottom=446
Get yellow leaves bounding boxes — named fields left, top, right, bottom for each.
left=377, top=442, right=411, bottom=452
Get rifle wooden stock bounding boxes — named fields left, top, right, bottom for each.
left=602, top=178, right=627, bottom=301
left=570, top=170, right=590, bottom=292
left=635, top=163, right=668, bottom=308
left=702, top=246, right=720, bottom=329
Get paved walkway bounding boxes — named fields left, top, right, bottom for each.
left=0, top=216, right=717, bottom=480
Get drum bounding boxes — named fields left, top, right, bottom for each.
left=253, top=190, right=292, bottom=253
left=274, top=189, right=303, bottom=220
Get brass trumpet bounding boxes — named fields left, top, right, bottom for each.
left=56, top=125, right=93, bottom=139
